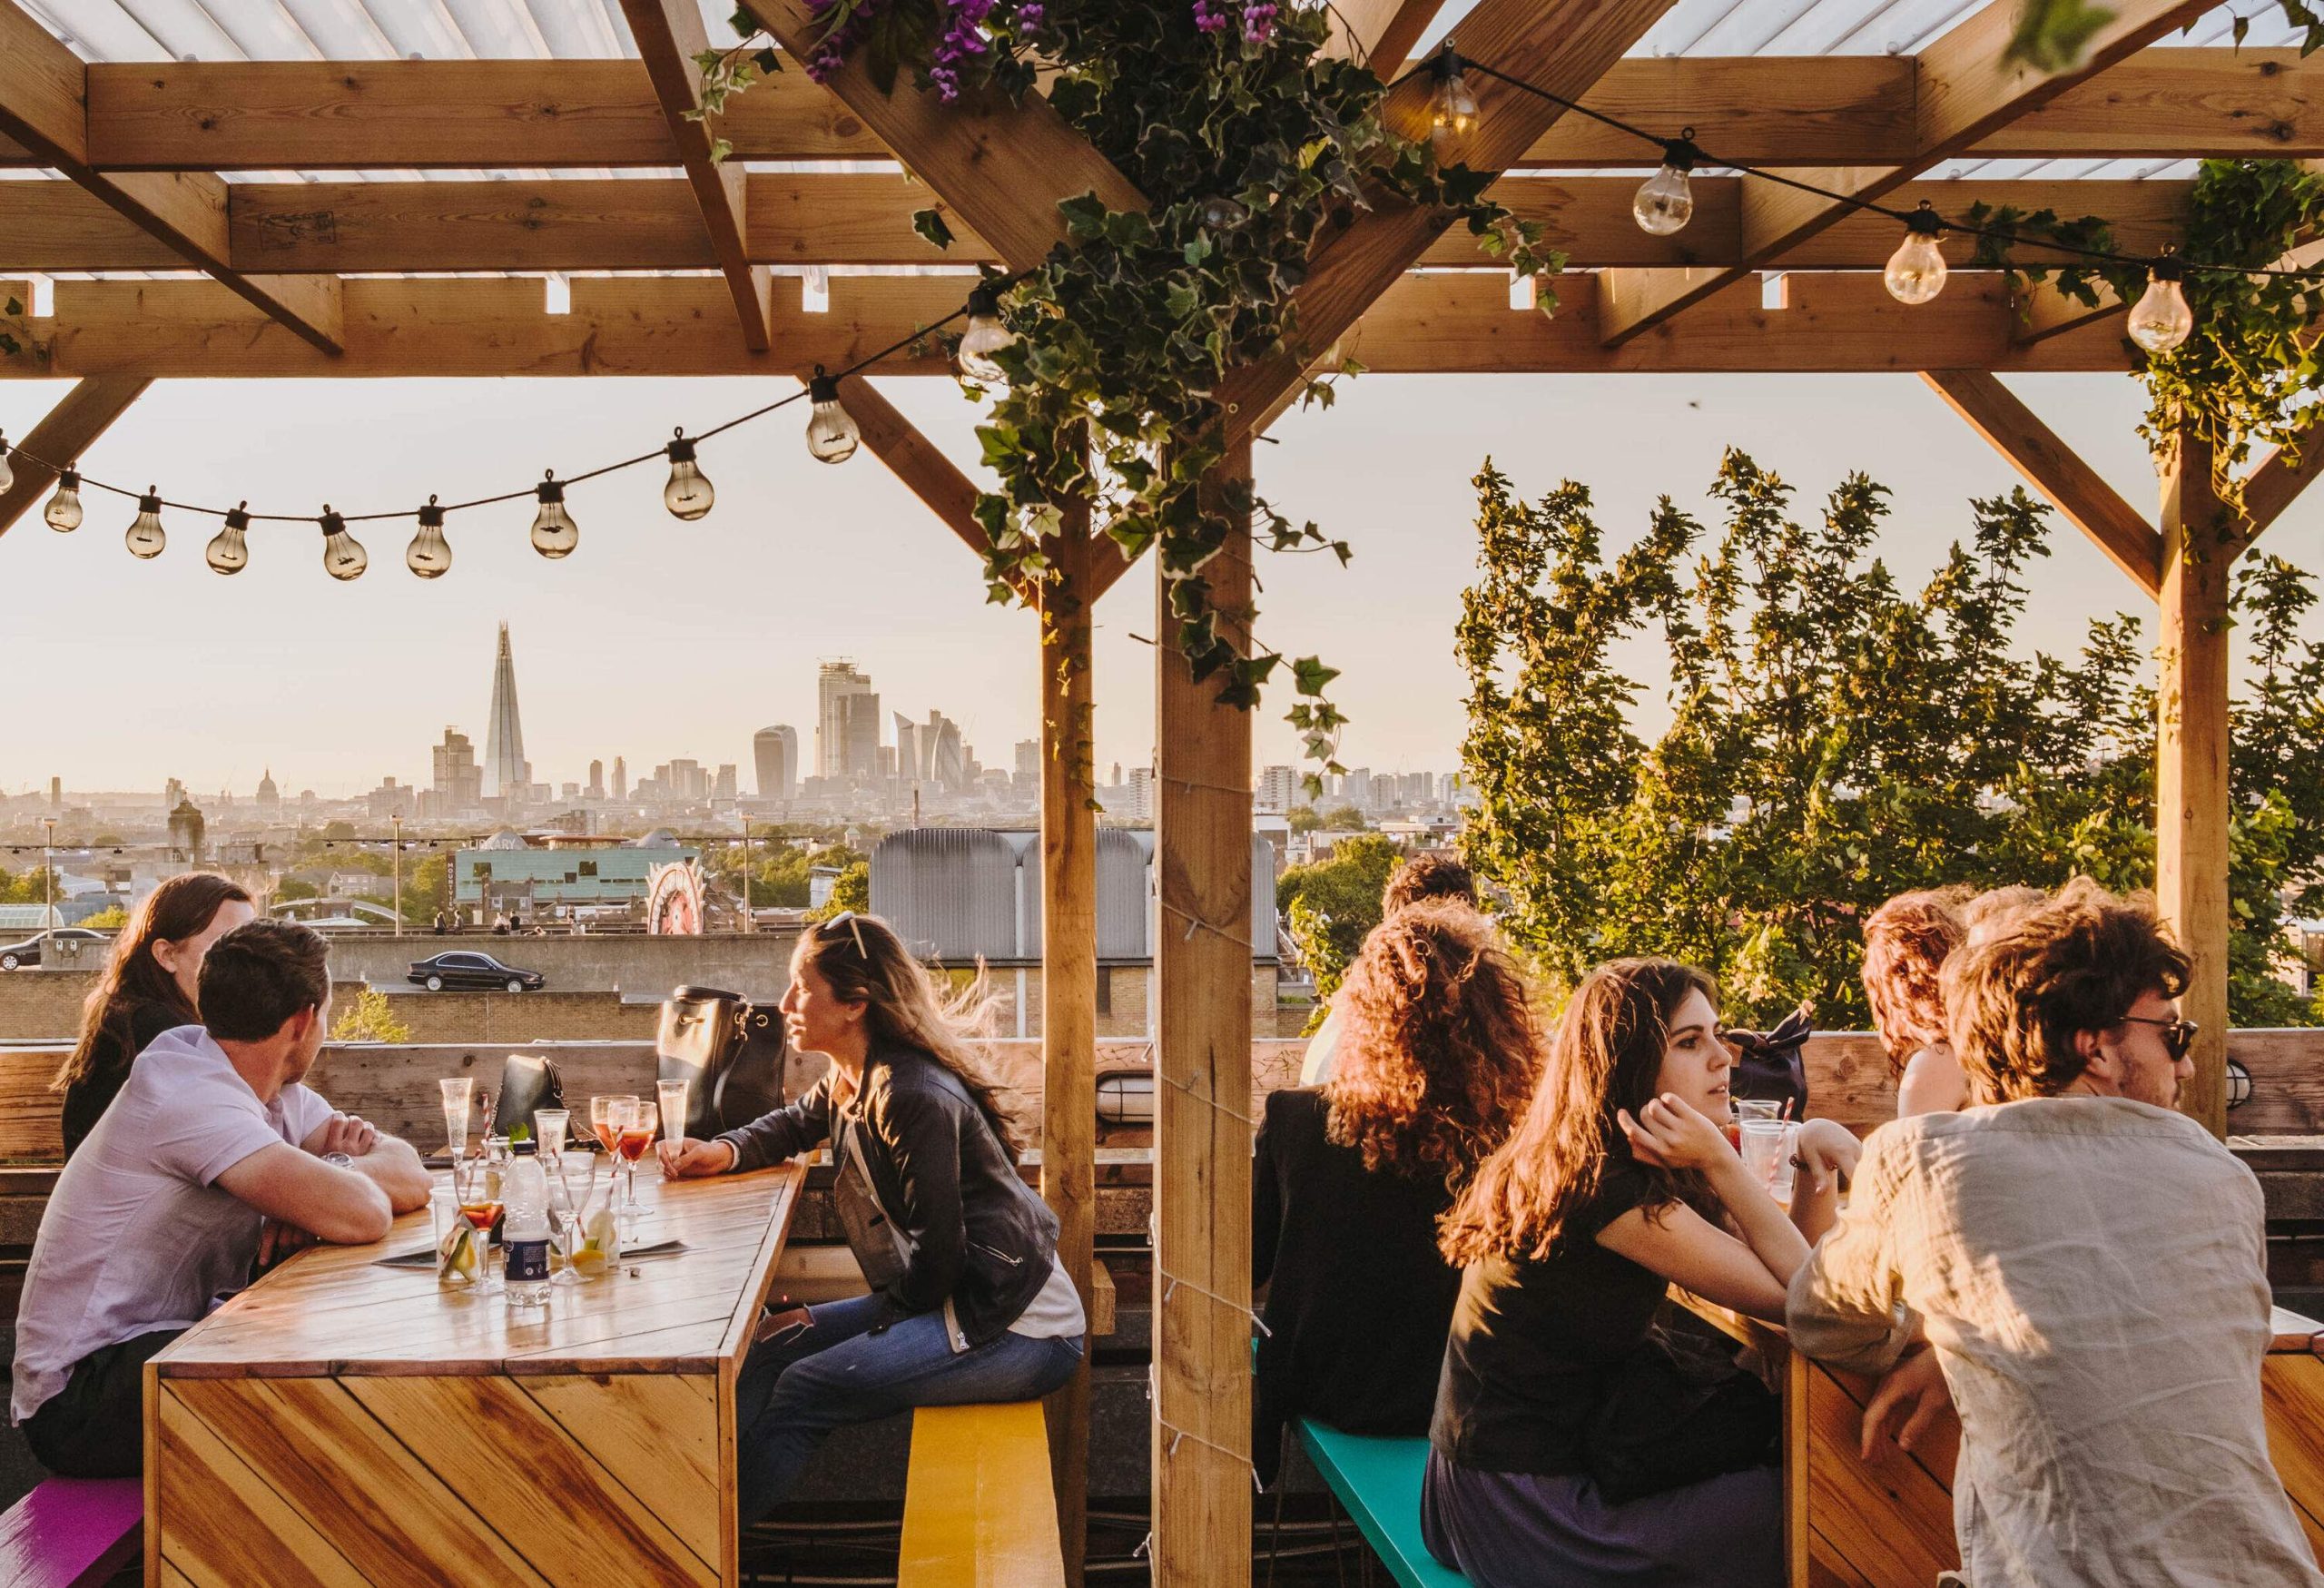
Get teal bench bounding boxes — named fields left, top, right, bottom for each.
left=1296, top=1421, right=1470, bottom=1588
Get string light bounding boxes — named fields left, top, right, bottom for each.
left=319, top=506, right=368, bottom=581
left=529, top=472, right=577, bottom=559
left=804, top=368, right=861, bottom=464
left=407, top=498, right=451, bottom=579
left=44, top=467, right=83, bottom=533
left=1632, top=130, right=1700, bottom=237
left=1200, top=195, right=1249, bottom=229
left=2128, top=254, right=2195, bottom=353
left=1884, top=202, right=1948, bottom=306
left=1427, top=43, right=1480, bottom=161
left=662, top=429, right=714, bottom=519
left=0, top=432, right=12, bottom=498
left=958, top=284, right=1016, bottom=384
left=204, top=503, right=251, bottom=576
left=124, top=488, right=166, bottom=559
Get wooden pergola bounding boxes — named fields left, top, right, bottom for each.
left=2, top=1, right=2318, bottom=1583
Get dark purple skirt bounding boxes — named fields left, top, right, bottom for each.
left=1421, top=1449, right=1783, bottom=1588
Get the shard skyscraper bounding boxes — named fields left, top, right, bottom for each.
left=483, top=622, right=530, bottom=800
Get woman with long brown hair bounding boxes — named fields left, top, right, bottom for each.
left=1862, top=888, right=1968, bottom=1117
left=658, top=912, right=1082, bottom=1530
left=53, top=874, right=255, bottom=1157
left=1422, top=958, right=1859, bottom=1588
left=1253, top=900, right=1538, bottom=1484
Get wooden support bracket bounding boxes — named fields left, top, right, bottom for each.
left=0, top=376, right=152, bottom=537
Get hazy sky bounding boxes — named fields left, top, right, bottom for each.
left=3, top=366, right=2317, bottom=800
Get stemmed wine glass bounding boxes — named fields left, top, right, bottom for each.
left=592, top=1095, right=649, bottom=1231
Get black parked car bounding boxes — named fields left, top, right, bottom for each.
left=407, top=951, right=547, bottom=993
left=0, top=927, right=107, bottom=972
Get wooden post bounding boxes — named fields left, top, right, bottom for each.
left=1152, top=439, right=1256, bottom=1588
left=2156, top=416, right=2232, bottom=1138
left=1039, top=517, right=1098, bottom=1587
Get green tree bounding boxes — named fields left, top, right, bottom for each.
left=1315, top=804, right=1371, bottom=831
left=1287, top=806, right=1324, bottom=833
left=331, top=987, right=414, bottom=1043
left=77, top=904, right=129, bottom=931
left=1275, top=833, right=1403, bottom=1002
left=403, top=854, right=450, bottom=925
left=806, top=861, right=870, bottom=922
left=274, top=878, right=320, bottom=902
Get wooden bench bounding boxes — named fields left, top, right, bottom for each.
left=1295, top=1421, right=1468, bottom=1588
left=0, top=1477, right=143, bottom=1588
left=897, top=1400, right=1065, bottom=1587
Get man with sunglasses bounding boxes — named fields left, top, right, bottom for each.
left=1787, top=878, right=2320, bottom=1588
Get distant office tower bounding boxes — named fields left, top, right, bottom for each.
left=612, top=756, right=627, bottom=801
left=1399, top=771, right=1433, bottom=806
left=483, top=623, right=531, bottom=800
left=817, top=661, right=877, bottom=778
left=432, top=727, right=483, bottom=810
left=927, top=714, right=966, bottom=791
left=587, top=759, right=605, bottom=800
left=48, top=775, right=60, bottom=807
left=1128, top=766, right=1155, bottom=822
left=1340, top=767, right=1373, bottom=811
left=1256, top=765, right=1297, bottom=813
left=894, top=712, right=923, bottom=783
left=1014, top=740, right=1039, bottom=780
left=753, top=726, right=797, bottom=801
left=714, top=764, right=737, bottom=803
left=163, top=777, right=185, bottom=816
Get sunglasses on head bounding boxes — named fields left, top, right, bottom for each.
left=815, top=910, right=869, bottom=958
left=2116, top=1015, right=2199, bottom=1061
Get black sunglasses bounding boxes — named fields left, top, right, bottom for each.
left=2116, top=1015, right=2199, bottom=1062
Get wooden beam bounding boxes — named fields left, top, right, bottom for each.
left=1153, top=439, right=1256, bottom=1588
left=2156, top=417, right=2233, bottom=1139
left=1323, top=0, right=1445, bottom=77
left=0, top=175, right=2191, bottom=276
left=1596, top=0, right=2218, bottom=346
left=740, top=1, right=1145, bottom=273
left=2238, top=435, right=2324, bottom=550
left=832, top=373, right=993, bottom=565
left=618, top=0, right=773, bottom=350
left=1920, top=369, right=2162, bottom=597
left=1213, top=0, right=1683, bottom=444
left=0, top=1, right=341, bottom=354
left=2, top=271, right=2157, bottom=380
left=1039, top=518, right=1098, bottom=1588
left=32, top=51, right=2324, bottom=174
left=0, top=376, right=150, bottom=537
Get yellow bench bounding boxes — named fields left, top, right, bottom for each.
left=898, top=1400, right=1065, bottom=1588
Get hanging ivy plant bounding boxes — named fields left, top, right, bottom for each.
left=707, top=1, right=1559, bottom=782
left=1977, top=158, right=2324, bottom=513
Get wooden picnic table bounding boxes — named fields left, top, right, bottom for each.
left=142, top=1160, right=803, bottom=1588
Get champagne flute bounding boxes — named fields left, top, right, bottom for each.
left=440, top=1076, right=473, bottom=1164
left=536, top=1107, right=569, bottom=1168
left=655, top=1079, right=691, bottom=1176
left=614, top=1098, right=655, bottom=1233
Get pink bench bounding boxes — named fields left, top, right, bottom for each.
left=0, top=1477, right=143, bottom=1588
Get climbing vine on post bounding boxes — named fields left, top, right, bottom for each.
left=708, top=2, right=1560, bottom=783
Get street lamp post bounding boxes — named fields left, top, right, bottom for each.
left=741, top=823, right=753, bottom=933
left=390, top=814, right=404, bottom=938
left=41, top=817, right=54, bottom=930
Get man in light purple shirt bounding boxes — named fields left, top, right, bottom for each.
left=12, top=920, right=429, bottom=1477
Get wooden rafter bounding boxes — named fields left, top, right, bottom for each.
left=0, top=2, right=341, bottom=354
left=1323, top=0, right=1446, bottom=77
left=1212, top=0, right=1685, bottom=443
left=1596, top=0, right=2219, bottom=347
left=1921, top=369, right=2162, bottom=597
left=29, top=51, right=2324, bottom=173
left=618, top=0, right=773, bottom=350
left=740, top=1, right=1146, bottom=272
left=832, top=373, right=993, bottom=566
left=2238, top=433, right=2324, bottom=552
left=0, top=174, right=2193, bottom=277
left=0, top=375, right=150, bottom=536
left=2, top=271, right=2152, bottom=381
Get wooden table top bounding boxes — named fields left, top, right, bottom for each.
left=149, top=1162, right=803, bottom=1381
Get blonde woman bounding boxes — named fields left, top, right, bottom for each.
left=658, top=912, right=1082, bottom=1528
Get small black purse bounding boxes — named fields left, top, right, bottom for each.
left=655, top=985, right=787, bottom=1139
left=1581, top=1309, right=1780, bottom=1505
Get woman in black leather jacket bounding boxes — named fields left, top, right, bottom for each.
left=659, top=912, right=1084, bottom=1527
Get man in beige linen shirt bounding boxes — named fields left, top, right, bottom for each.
left=1787, top=880, right=2321, bottom=1588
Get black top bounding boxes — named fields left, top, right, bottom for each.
left=60, top=1000, right=187, bottom=1159
left=1253, top=1087, right=1462, bottom=1485
left=716, top=1043, right=1059, bottom=1347
left=1430, top=1162, right=1669, bottom=1475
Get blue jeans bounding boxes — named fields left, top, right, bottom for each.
left=734, top=1291, right=1084, bottom=1526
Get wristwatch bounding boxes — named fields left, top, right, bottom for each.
left=323, top=1150, right=354, bottom=1167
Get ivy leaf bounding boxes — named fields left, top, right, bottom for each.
left=728, top=6, right=755, bottom=37
left=2002, top=0, right=2118, bottom=73
left=753, top=47, right=782, bottom=74
left=912, top=207, right=956, bottom=250
left=2232, top=13, right=2250, bottom=44
left=1057, top=192, right=1110, bottom=242
left=1292, top=656, right=1341, bottom=695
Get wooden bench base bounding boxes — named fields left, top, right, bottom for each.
left=898, top=1401, right=1064, bottom=1587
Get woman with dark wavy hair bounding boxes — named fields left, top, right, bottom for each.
left=1253, top=900, right=1539, bottom=1484
left=53, top=873, right=254, bottom=1158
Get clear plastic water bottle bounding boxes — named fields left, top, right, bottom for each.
left=503, top=1139, right=552, bottom=1312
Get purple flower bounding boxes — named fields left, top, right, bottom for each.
left=1017, top=2, right=1043, bottom=36
left=1242, top=2, right=1277, bottom=43
left=1193, top=0, right=1230, bottom=34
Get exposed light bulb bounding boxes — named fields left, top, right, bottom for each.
left=530, top=472, right=577, bottom=559
left=204, top=503, right=251, bottom=576
left=124, top=488, right=166, bottom=559
left=804, top=370, right=861, bottom=465
left=0, top=433, right=13, bottom=498
left=2128, top=257, right=2194, bottom=354
left=1884, top=204, right=1948, bottom=306
left=1632, top=132, right=1699, bottom=236
left=663, top=430, right=715, bottom=519
left=1428, top=44, right=1480, bottom=162
left=320, top=507, right=367, bottom=581
left=1201, top=195, right=1249, bottom=230
left=407, top=498, right=451, bottom=579
left=957, top=285, right=1016, bottom=385
left=44, top=467, right=83, bottom=533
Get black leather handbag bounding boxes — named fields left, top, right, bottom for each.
left=491, top=1052, right=566, bottom=1141
left=656, top=985, right=787, bottom=1139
